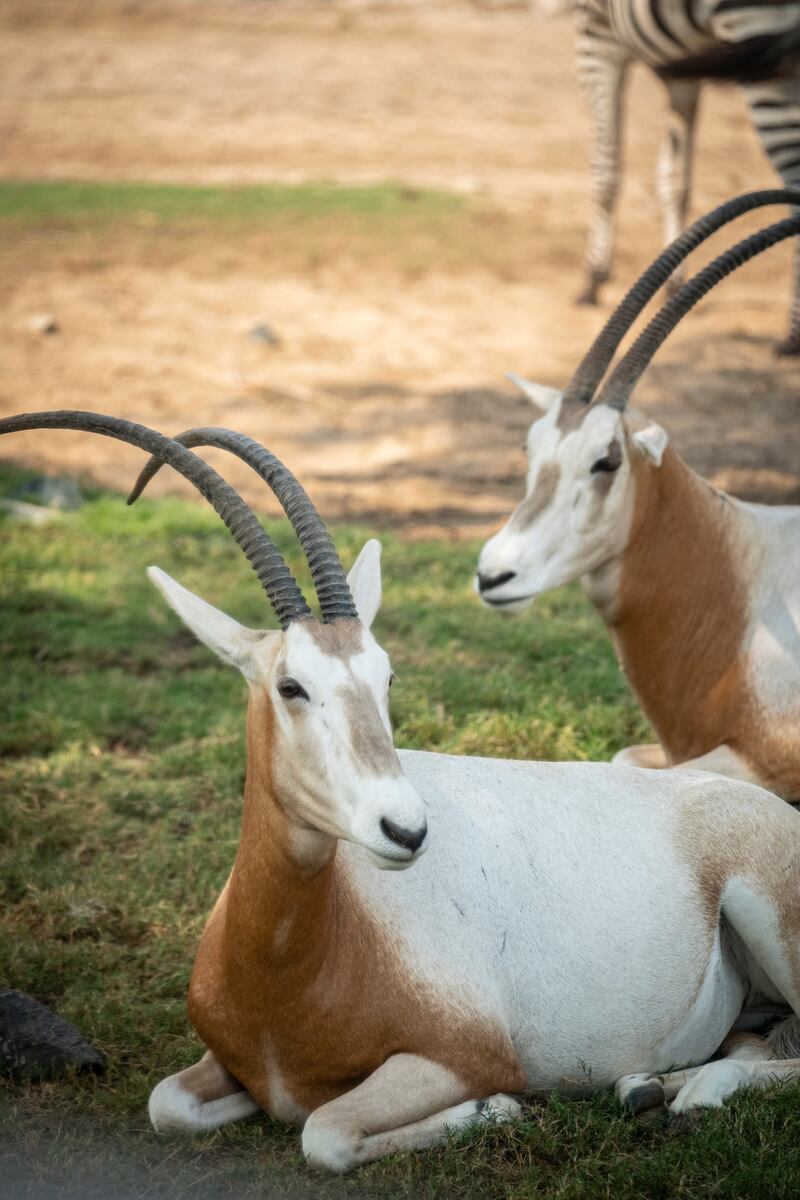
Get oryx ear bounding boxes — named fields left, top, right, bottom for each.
left=147, top=566, right=269, bottom=680
left=632, top=421, right=669, bottom=466
left=507, top=372, right=562, bottom=414
left=347, top=539, right=382, bottom=628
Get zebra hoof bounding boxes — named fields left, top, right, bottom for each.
left=774, top=336, right=800, bottom=357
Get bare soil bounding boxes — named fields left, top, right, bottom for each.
left=2, top=0, right=800, bottom=535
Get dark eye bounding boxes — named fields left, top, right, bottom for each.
left=590, top=439, right=622, bottom=475
left=277, top=676, right=309, bottom=701
left=591, top=456, right=621, bottom=474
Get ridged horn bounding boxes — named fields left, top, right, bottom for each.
left=127, top=428, right=358, bottom=622
left=0, top=411, right=311, bottom=628
left=562, top=188, right=800, bottom=407
left=596, top=211, right=800, bottom=411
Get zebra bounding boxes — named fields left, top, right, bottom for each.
left=573, top=0, right=800, bottom=352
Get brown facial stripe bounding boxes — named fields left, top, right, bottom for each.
left=187, top=689, right=525, bottom=1120
left=306, top=617, right=364, bottom=661
left=591, top=438, right=622, bottom=495
left=510, top=462, right=561, bottom=530
left=339, top=679, right=401, bottom=777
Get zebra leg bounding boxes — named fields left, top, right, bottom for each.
left=742, top=76, right=800, bottom=355
left=657, top=79, right=700, bottom=296
left=575, top=6, right=631, bottom=305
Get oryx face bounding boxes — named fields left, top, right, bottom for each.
left=475, top=383, right=668, bottom=614
left=148, top=541, right=428, bottom=872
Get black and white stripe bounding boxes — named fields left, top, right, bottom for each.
left=574, top=0, right=800, bottom=352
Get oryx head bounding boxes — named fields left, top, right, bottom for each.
left=149, top=539, right=427, bottom=871
left=475, top=376, right=667, bottom=613
left=476, top=190, right=800, bottom=613
left=130, top=426, right=428, bottom=871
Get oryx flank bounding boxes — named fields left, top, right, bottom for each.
left=478, top=195, right=800, bottom=800
left=3, top=408, right=800, bottom=1174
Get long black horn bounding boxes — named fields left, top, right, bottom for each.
left=596, top=212, right=800, bottom=411
left=127, top=428, right=358, bottom=622
left=0, top=411, right=311, bottom=628
left=562, top=188, right=800, bottom=407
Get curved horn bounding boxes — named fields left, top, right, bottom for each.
left=0, top=411, right=311, bottom=628
left=595, top=211, right=800, bottom=411
left=127, top=428, right=358, bottom=622
left=562, top=187, right=800, bottom=407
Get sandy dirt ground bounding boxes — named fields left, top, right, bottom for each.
left=2, top=0, right=800, bottom=535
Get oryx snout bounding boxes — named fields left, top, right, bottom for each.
left=352, top=777, right=428, bottom=871
left=475, top=529, right=537, bottom=615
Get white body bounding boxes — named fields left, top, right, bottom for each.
left=343, top=752, right=754, bottom=1091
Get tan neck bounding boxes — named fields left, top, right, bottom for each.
left=599, top=448, right=753, bottom=762
left=224, top=690, right=337, bottom=968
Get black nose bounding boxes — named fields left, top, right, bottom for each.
left=380, top=816, right=427, bottom=853
left=477, top=570, right=516, bottom=593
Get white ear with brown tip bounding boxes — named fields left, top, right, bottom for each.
left=147, top=566, right=268, bottom=680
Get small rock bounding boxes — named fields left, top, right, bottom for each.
left=246, top=322, right=281, bottom=347
left=10, top=476, right=84, bottom=511
left=27, top=313, right=59, bottom=335
left=0, top=990, right=105, bottom=1079
left=0, top=498, right=62, bottom=526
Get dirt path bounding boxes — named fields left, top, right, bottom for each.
left=2, top=0, right=799, bottom=534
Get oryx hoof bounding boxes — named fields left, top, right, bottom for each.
left=616, top=1072, right=666, bottom=1114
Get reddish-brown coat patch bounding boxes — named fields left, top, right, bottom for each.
left=612, top=448, right=800, bottom=799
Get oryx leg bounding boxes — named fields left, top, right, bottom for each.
left=656, top=80, right=700, bottom=295
left=575, top=21, right=631, bottom=305
left=149, top=1049, right=260, bottom=1133
left=671, top=744, right=762, bottom=787
left=671, top=869, right=800, bottom=1114
left=616, top=1033, right=771, bottom=1114
left=301, top=1053, right=522, bottom=1174
left=612, top=743, right=669, bottom=769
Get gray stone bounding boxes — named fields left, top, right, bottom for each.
left=10, top=475, right=84, bottom=511
left=246, top=322, right=281, bottom=346
left=0, top=990, right=106, bottom=1079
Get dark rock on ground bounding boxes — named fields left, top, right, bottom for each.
left=0, top=989, right=106, bottom=1079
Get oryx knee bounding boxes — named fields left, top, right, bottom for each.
left=149, top=1065, right=258, bottom=1134
left=302, top=1111, right=362, bottom=1174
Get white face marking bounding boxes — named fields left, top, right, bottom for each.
left=250, top=621, right=428, bottom=868
left=476, top=399, right=640, bottom=613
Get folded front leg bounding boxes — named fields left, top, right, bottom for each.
left=301, top=1053, right=522, bottom=1173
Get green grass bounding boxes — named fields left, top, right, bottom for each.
left=0, top=179, right=460, bottom=226
left=1, top=465, right=798, bottom=1199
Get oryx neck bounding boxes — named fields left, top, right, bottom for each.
left=605, top=447, right=753, bottom=761
left=224, top=689, right=339, bottom=967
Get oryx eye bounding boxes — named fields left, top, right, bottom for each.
left=590, top=456, right=620, bottom=474
left=591, top=440, right=622, bottom=475
left=277, top=676, right=309, bottom=701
